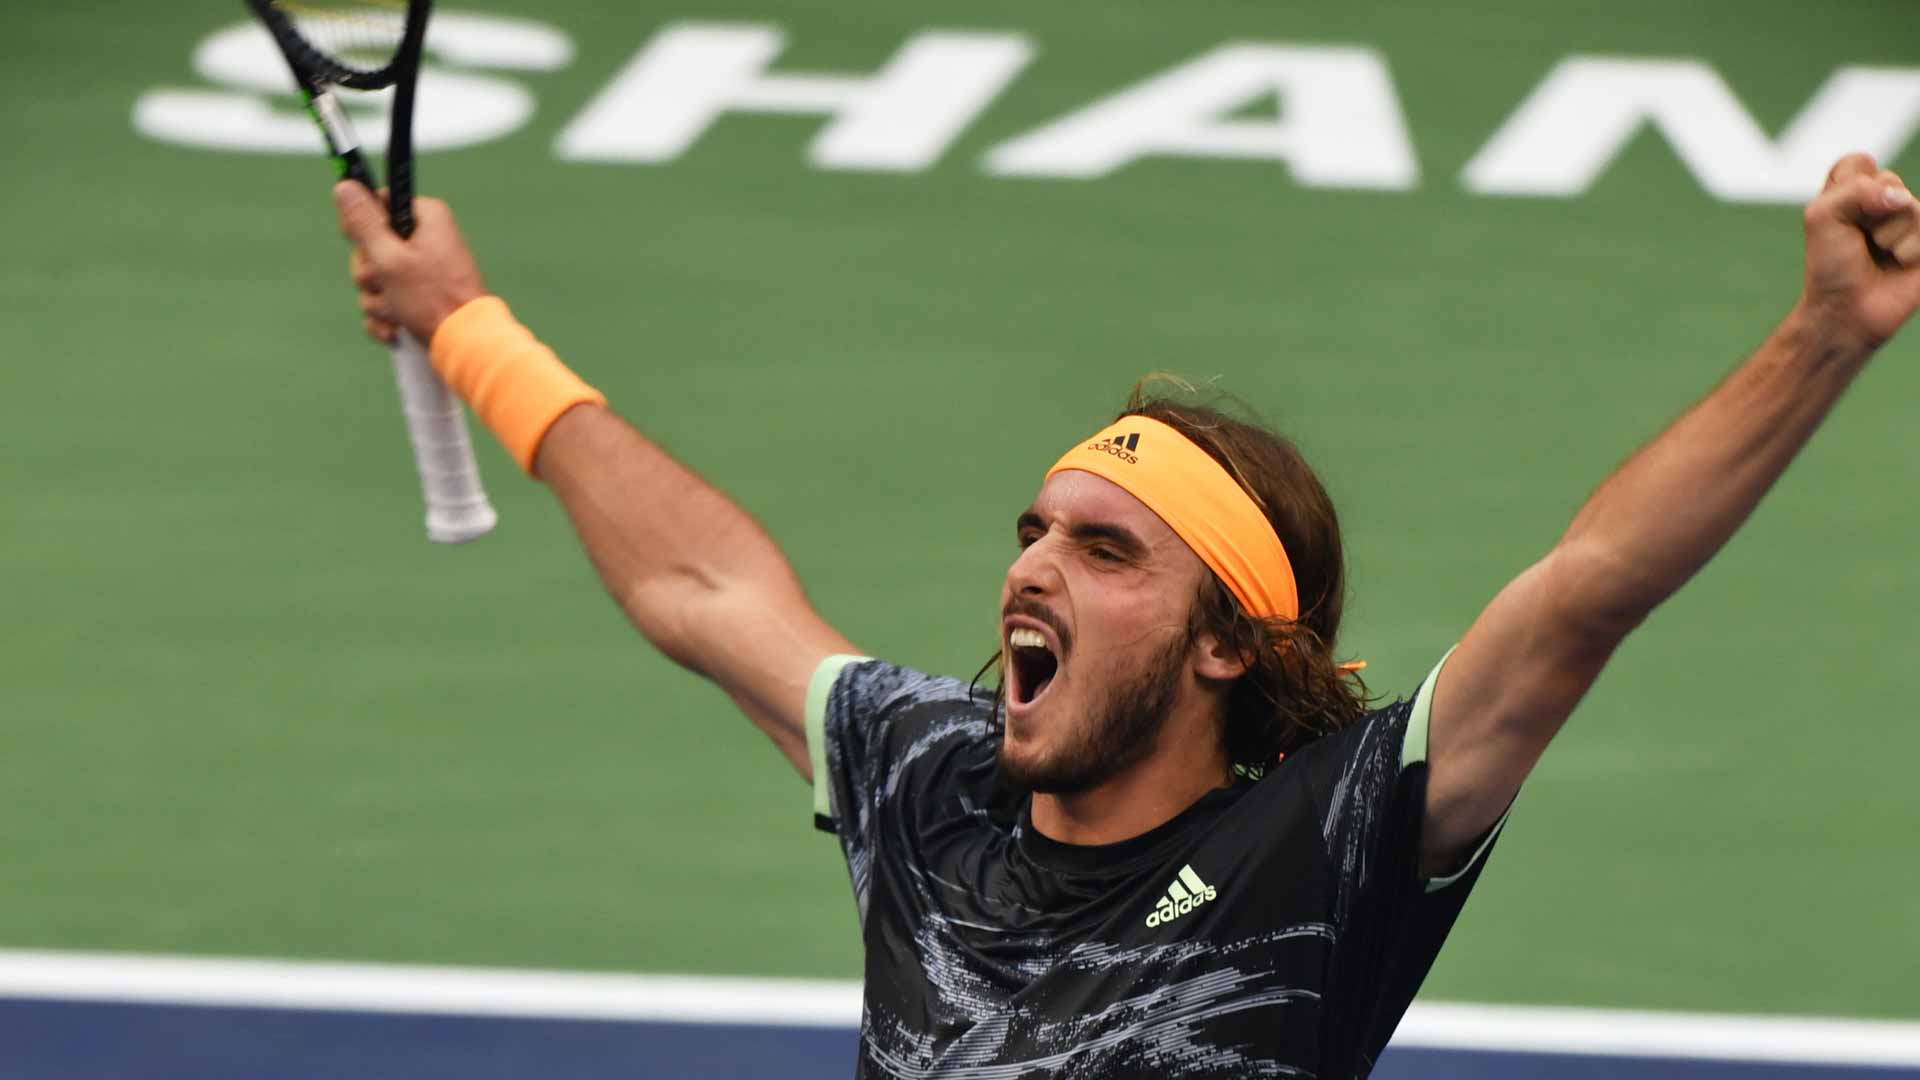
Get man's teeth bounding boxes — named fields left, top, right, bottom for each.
left=1009, top=627, right=1048, bottom=649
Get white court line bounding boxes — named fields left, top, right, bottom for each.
left=0, top=950, right=861, bottom=1028
left=1396, top=1003, right=1920, bottom=1066
left=1, top=949, right=1918, bottom=1067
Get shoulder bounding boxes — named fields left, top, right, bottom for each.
left=1280, top=698, right=1416, bottom=788
left=816, top=657, right=989, bottom=750
left=809, top=656, right=997, bottom=783
left=1239, top=695, right=1424, bottom=869
left=1279, top=651, right=1452, bottom=793
left=828, top=657, right=981, bottom=719
left=807, top=656, right=1002, bottom=839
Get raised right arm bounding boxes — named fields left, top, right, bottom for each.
left=534, top=404, right=856, bottom=777
left=333, top=182, right=853, bottom=779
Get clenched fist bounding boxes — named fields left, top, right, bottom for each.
left=1798, top=153, right=1920, bottom=359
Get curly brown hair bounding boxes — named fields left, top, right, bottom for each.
left=977, top=378, right=1373, bottom=775
left=1127, top=381, right=1373, bottom=771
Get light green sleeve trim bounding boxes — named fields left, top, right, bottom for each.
left=1401, top=645, right=1457, bottom=769
left=1400, top=645, right=1509, bottom=893
left=805, top=654, right=870, bottom=822
left=1427, top=807, right=1508, bottom=892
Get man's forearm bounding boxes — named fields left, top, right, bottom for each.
left=1421, top=311, right=1874, bottom=868
left=1552, top=309, right=1870, bottom=636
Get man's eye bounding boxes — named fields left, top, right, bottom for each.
left=1089, top=547, right=1122, bottom=563
left=1017, top=532, right=1040, bottom=549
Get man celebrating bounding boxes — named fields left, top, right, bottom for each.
left=335, top=152, right=1920, bottom=1077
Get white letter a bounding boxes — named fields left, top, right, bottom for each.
left=986, top=44, right=1417, bottom=189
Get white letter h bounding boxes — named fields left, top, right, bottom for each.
left=556, top=22, right=1032, bottom=172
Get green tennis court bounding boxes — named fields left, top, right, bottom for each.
left=3, top=0, right=1916, bottom=1028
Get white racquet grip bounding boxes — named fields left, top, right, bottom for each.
left=390, top=330, right=498, bottom=544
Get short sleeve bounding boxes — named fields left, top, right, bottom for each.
left=1400, top=648, right=1508, bottom=892
left=802, top=655, right=993, bottom=919
left=805, top=654, right=871, bottom=831
left=1306, top=651, right=1511, bottom=1073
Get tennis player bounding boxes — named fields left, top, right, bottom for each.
left=335, top=152, right=1920, bottom=1077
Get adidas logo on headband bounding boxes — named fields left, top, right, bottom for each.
left=1089, top=432, right=1141, bottom=463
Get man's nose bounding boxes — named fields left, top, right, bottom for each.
left=1005, top=536, right=1064, bottom=597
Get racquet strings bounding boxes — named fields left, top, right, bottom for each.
left=272, top=0, right=409, bottom=74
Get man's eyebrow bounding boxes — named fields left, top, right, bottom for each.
left=1016, top=510, right=1149, bottom=556
left=1067, top=520, right=1148, bottom=556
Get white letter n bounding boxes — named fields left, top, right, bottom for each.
left=555, top=22, right=1032, bottom=172
left=1463, top=59, right=1920, bottom=204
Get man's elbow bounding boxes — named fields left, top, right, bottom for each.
left=1539, top=540, right=1663, bottom=648
left=620, top=571, right=729, bottom=674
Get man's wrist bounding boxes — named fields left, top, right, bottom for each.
left=415, top=288, right=488, bottom=348
left=1775, top=303, right=1879, bottom=374
left=426, top=296, right=607, bottom=475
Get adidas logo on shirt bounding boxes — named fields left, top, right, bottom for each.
left=1144, top=864, right=1217, bottom=928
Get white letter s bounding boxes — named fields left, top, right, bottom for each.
left=132, top=13, right=574, bottom=155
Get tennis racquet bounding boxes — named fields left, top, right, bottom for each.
left=247, top=0, right=497, bottom=544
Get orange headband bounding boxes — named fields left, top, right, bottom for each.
left=1046, top=416, right=1299, bottom=622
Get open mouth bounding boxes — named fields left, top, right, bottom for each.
left=1008, top=626, right=1059, bottom=706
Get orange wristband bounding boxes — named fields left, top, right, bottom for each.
left=428, top=297, right=607, bottom=475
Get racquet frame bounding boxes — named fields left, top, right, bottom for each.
left=247, top=0, right=498, bottom=544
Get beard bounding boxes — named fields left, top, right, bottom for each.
left=996, top=629, right=1189, bottom=796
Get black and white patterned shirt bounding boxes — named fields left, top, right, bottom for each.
left=804, top=653, right=1502, bottom=1079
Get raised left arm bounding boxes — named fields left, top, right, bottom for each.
left=1420, top=153, right=1920, bottom=876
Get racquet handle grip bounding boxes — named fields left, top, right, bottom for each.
left=390, top=330, right=498, bottom=544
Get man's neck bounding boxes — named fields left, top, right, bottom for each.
left=1028, top=725, right=1231, bottom=847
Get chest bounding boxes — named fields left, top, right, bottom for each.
left=857, top=803, right=1338, bottom=1073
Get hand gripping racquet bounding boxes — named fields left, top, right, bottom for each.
left=248, top=0, right=497, bottom=543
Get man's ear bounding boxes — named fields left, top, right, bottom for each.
left=1191, top=630, right=1250, bottom=682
